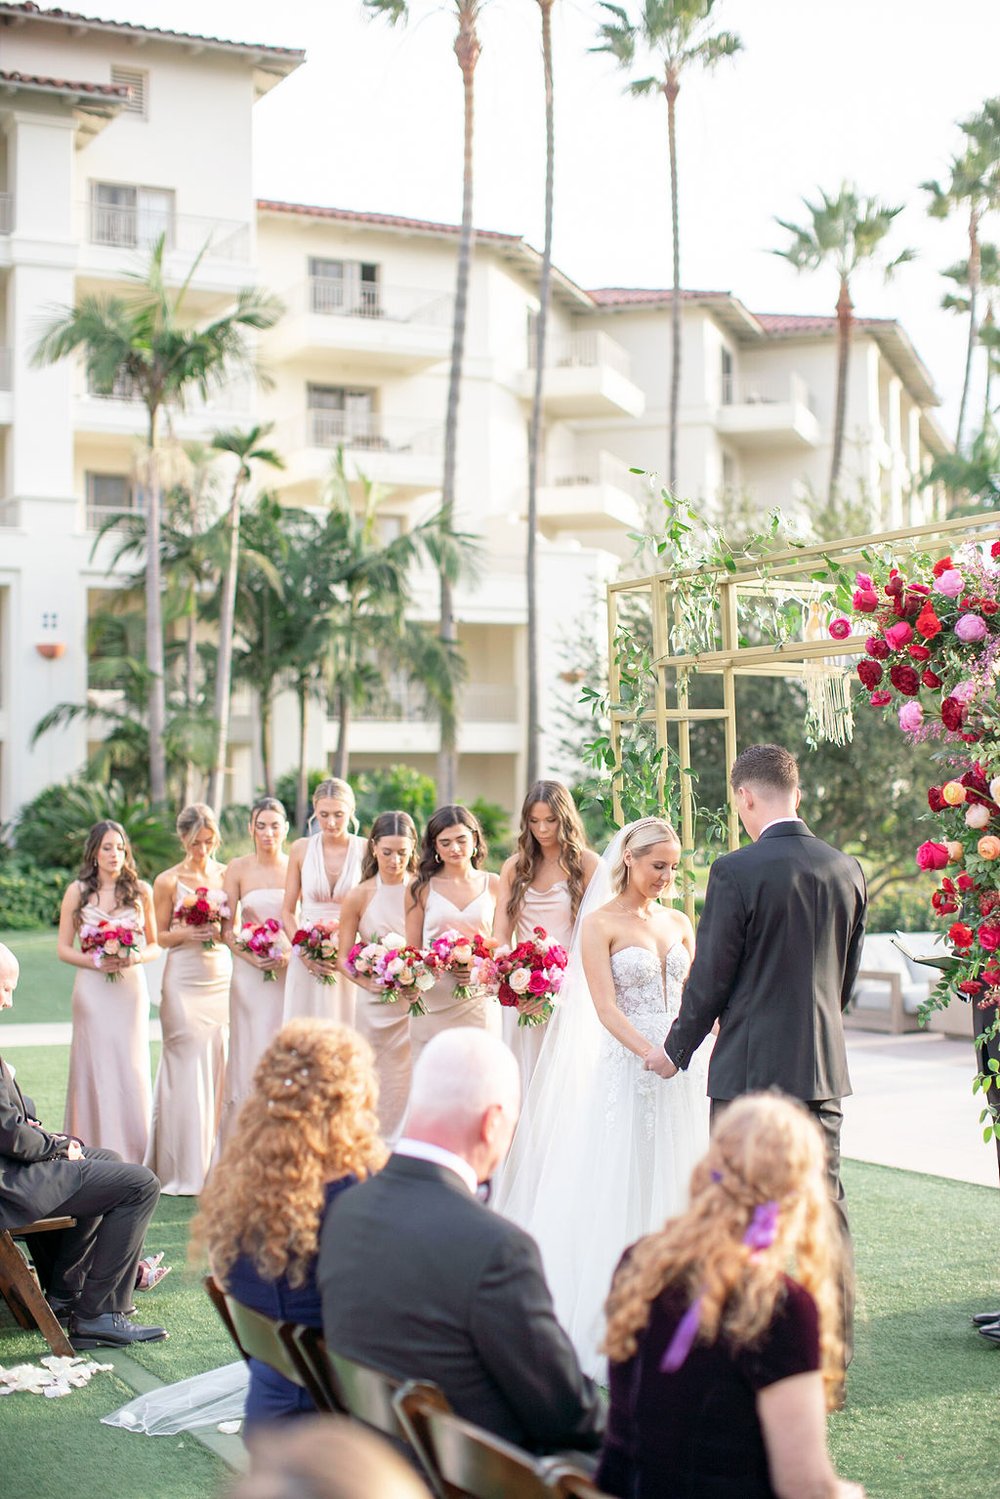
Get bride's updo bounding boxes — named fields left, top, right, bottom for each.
left=611, top=817, right=679, bottom=894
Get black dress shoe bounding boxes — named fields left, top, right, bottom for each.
left=69, top=1311, right=168, bottom=1350
left=977, top=1323, right=1000, bottom=1345
left=972, top=1310, right=1000, bottom=1326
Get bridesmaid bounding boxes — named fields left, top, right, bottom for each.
left=494, top=781, right=599, bottom=1090
left=146, top=803, right=232, bottom=1196
left=217, top=797, right=290, bottom=1148
left=405, top=804, right=501, bottom=1066
left=282, top=777, right=365, bottom=1027
left=58, top=820, right=159, bottom=1164
left=337, top=810, right=419, bottom=1142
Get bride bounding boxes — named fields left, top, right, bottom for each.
left=495, top=817, right=712, bottom=1377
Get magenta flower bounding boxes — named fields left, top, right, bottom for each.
left=884, top=621, right=914, bottom=650
left=898, top=702, right=924, bottom=732
left=935, top=568, right=965, bottom=598
left=829, top=617, right=851, bottom=640
left=955, top=613, right=988, bottom=644
left=855, top=571, right=875, bottom=591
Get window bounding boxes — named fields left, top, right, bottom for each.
left=721, top=347, right=734, bottom=405
left=85, top=473, right=144, bottom=529
left=309, top=258, right=381, bottom=316
left=90, top=182, right=174, bottom=250
left=111, top=66, right=148, bottom=118
left=307, top=385, right=378, bottom=448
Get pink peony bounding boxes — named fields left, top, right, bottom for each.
left=935, top=568, right=965, bottom=598
left=829, top=617, right=851, bottom=640
left=955, top=613, right=988, bottom=644
left=884, top=621, right=914, bottom=650
left=953, top=680, right=977, bottom=704
left=898, top=702, right=924, bottom=732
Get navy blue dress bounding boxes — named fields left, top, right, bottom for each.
left=225, top=1175, right=355, bottom=1430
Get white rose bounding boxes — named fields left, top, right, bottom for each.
left=382, top=932, right=406, bottom=950
left=415, top=972, right=435, bottom=991
left=508, top=967, right=532, bottom=994
left=452, top=942, right=473, bottom=965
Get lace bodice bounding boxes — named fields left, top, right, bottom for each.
left=610, top=943, right=690, bottom=1030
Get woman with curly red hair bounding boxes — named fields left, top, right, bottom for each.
left=192, top=1019, right=386, bottom=1435
left=597, top=1092, right=863, bottom=1499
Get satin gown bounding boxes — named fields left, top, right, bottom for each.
left=145, top=881, right=233, bottom=1195
left=410, top=874, right=500, bottom=1066
left=64, top=895, right=153, bottom=1165
left=218, top=887, right=287, bottom=1148
left=501, top=880, right=575, bottom=1095
left=283, top=833, right=364, bottom=1027
left=354, top=878, right=412, bottom=1142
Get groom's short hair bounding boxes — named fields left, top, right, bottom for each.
left=730, top=743, right=799, bottom=796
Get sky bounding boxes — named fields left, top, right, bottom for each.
left=84, top=0, right=1000, bottom=431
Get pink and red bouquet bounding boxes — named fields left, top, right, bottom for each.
left=490, top=925, right=569, bottom=1028
left=425, top=929, right=496, bottom=999
left=79, top=920, right=139, bottom=983
left=349, top=933, right=436, bottom=1017
left=234, top=918, right=288, bottom=981
left=291, top=921, right=339, bottom=985
left=173, top=886, right=230, bottom=948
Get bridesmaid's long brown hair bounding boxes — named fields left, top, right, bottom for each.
left=360, top=811, right=419, bottom=882
left=408, top=805, right=487, bottom=911
left=76, top=820, right=143, bottom=923
left=506, top=781, right=589, bottom=923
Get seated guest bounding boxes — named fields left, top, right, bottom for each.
left=597, top=1092, right=865, bottom=1499
left=319, top=1028, right=604, bottom=1455
left=192, top=1020, right=386, bottom=1437
left=0, top=943, right=165, bottom=1349
left=226, top=1416, right=432, bottom=1499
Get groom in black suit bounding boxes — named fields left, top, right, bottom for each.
left=648, top=744, right=866, bottom=1347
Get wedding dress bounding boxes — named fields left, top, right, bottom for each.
left=495, top=826, right=712, bottom=1379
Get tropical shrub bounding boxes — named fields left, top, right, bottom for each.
left=0, top=858, right=67, bottom=929
left=353, top=766, right=437, bottom=835
left=11, top=779, right=177, bottom=879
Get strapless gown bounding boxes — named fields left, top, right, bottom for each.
left=65, top=897, right=152, bottom=1164
left=353, top=878, right=412, bottom=1142
left=410, top=876, right=501, bottom=1066
left=283, top=833, right=364, bottom=1027
left=217, top=887, right=287, bottom=1148
left=501, top=880, right=574, bottom=1095
left=145, top=881, right=232, bottom=1195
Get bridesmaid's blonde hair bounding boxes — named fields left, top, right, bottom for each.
left=610, top=817, right=679, bottom=894
left=176, top=802, right=221, bottom=855
left=312, top=778, right=355, bottom=812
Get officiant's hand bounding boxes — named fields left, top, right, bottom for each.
left=644, top=1046, right=678, bottom=1079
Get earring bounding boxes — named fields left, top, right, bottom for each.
left=474, top=844, right=480, bottom=857
left=435, top=852, right=442, bottom=865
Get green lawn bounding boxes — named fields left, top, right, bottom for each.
left=1, top=926, right=74, bottom=1025
left=1, top=1041, right=998, bottom=1497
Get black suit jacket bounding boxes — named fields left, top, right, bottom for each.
left=0, top=1054, right=84, bottom=1231
left=665, top=822, right=867, bottom=1102
left=318, top=1153, right=604, bottom=1454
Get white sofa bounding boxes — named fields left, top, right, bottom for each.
left=848, top=931, right=942, bottom=1034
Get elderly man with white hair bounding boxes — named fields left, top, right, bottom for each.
left=318, top=1027, right=604, bottom=1455
left=0, top=942, right=165, bottom=1349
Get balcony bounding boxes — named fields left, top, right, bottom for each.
left=268, top=278, right=454, bottom=372
left=75, top=372, right=253, bottom=440
left=521, top=331, right=646, bottom=419
left=276, top=411, right=443, bottom=500
left=84, top=500, right=146, bottom=533
left=531, top=451, right=643, bottom=535
left=77, top=201, right=253, bottom=299
left=342, top=679, right=521, bottom=756
left=716, top=373, right=820, bottom=448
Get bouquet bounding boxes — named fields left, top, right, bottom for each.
left=426, top=929, right=496, bottom=1000
left=349, top=933, right=436, bottom=1017
left=346, top=936, right=392, bottom=984
left=79, top=920, right=139, bottom=983
left=291, top=921, right=339, bottom=985
left=234, top=918, right=288, bottom=981
left=173, top=887, right=230, bottom=948
left=491, top=925, right=569, bottom=1027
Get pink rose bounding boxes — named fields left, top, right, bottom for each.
left=935, top=568, right=965, bottom=598
left=870, top=690, right=892, bottom=707
left=829, top=617, right=852, bottom=640
left=884, top=621, right=914, bottom=650
left=955, top=613, right=988, bottom=644
left=916, top=840, right=951, bottom=872
left=898, top=702, right=923, bottom=733
left=855, top=572, right=874, bottom=591
left=527, top=971, right=549, bottom=995
left=852, top=588, right=879, bottom=613
left=978, top=924, right=1000, bottom=953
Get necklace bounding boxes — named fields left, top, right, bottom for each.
left=611, top=899, right=654, bottom=922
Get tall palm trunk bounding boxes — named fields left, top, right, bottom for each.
left=526, top=0, right=555, bottom=787
left=183, top=584, right=198, bottom=806
left=333, top=686, right=351, bottom=781
left=830, top=275, right=853, bottom=503
left=437, top=15, right=480, bottom=804
left=957, top=207, right=981, bottom=453
left=295, top=680, right=310, bottom=834
left=665, top=68, right=681, bottom=494
left=144, top=406, right=168, bottom=804
left=207, top=468, right=245, bottom=812
left=260, top=603, right=274, bottom=795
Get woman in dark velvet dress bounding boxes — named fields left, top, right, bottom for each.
left=598, top=1093, right=865, bottom=1499
left=192, top=1019, right=386, bottom=1437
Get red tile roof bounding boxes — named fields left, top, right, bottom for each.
left=0, top=66, right=129, bottom=97
left=257, top=200, right=522, bottom=244
left=0, top=3, right=305, bottom=58
left=754, top=311, right=892, bottom=335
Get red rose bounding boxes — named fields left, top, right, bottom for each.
left=941, top=697, right=965, bottom=732
left=948, top=921, right=975, bottom=948
left=867, top=636, right=891, bottom=660
left=857, top=660, right=883, bottom=690
left=932, top=556, right=954, bottom=578
left=852, top=588, right=879, bottom=613
left=991, top=541, right=1000, bottom=558
left=984, top=966, right=1000, bottom=986
left=927, top=786, right=946, bottom=812
left=978, top=924, right=1000, bottom=952
left=917, top=841, right=952, bottom=872
left=829, top=618, right=852, bottom=641
left=958, top=980, right=984, bottom=995
left=889, top=663, right=920, bottom=695
left=908, top=643, right=932, bottom=662
left=885, top=572, right=903, bottom=596
left=982, top=892, right=1000, bottom=918
left=958, top=873, right=976, bottom=892
left=932, top=891, right=959, bottom=914
left=982, top=601, right=999, bottom=616
left=921, top=669, right=943, bottom=689
left=870, top=690, right=892, bottom=707
left=915, top=602, right=943, bottom=639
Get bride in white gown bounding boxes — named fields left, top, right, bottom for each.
left=495, top=817, right=712, bottom=1378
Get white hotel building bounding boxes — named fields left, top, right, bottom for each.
left=0, top=3, right=951, bottom=822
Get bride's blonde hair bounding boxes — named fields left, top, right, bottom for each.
left=611, top=817, right=679, bottom=894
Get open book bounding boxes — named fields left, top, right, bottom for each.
left=890, top=934, right=958, bottom=973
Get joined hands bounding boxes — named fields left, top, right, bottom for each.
left=644, top=1046, right=678, bottom=1079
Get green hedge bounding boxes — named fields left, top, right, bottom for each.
left=0, top=859, right=67, bottom=929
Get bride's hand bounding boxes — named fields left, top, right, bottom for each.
left=643, top=1046, right=677, bottom=1079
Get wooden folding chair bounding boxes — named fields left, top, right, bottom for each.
left=202, top=1272, right=335, bottom=1414
left=394, top=1381, right=557, bottom=1499
left=0, top=1218, right=77, bottom=1358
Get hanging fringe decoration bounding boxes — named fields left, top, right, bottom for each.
left=801, top=602, right=855, bottom=746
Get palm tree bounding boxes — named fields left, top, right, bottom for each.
left=593, top=0, right=741, bottom=493
left=32, top=236, right=282, bottom=804
left=525, top=0, right=556, bottom=786
left=205, top=424, right=285, bottom=812
left=774, top=185, right=914, bottom=504
left=922, top=98, right=1000, bottom=451
left=939, top=242, right=1000, bottom=439
left=231, top=495, right=292, bottom=796
left=364, top=0, right=485, bottom=801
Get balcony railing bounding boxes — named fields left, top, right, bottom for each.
left=305, top=277, right=453, bottom=327
left=304, top=410, right=443, bottom=457
left=359, top=680, right=518, bottom=724
left=548, top=451, right=636, bottom=490
left=0, top=194, right=12, bottom=234
left=83, top=202, right=251, bottom=262
left=721, top=373, right=815, bottom=412
left=84, top=370, right=253, bottom=413
left=85, top=500, right=146, bottom=532
left=529, top=329, right=632, bottom=381
left=0, top=346, right=11, bottom=392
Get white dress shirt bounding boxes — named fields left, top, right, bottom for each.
left=759, top=816, right=804, bottom=836
left=394, top=1137, right=478, bottom=1195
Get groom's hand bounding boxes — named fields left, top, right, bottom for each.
left=644, top=1047, right=677, bottom=1079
